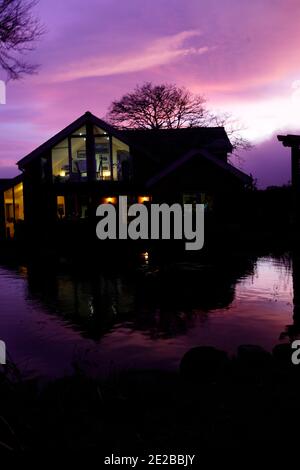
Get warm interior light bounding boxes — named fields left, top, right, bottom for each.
left=138, top=195, right=151, bottom=204
left=57, top=195, right=65, bottom=218
left=103, top=196, right=117, bottom=204
left=59, top=170, right=66, bottom=177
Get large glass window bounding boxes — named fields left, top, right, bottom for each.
left=93, top=125, right=107, bottom=135
left=14, top=183, right=24, bottom=221
left=112, top=137, right=131, bottom=181
left=95, top=135, right=111, bottom=180
left=57, top=193, right=89, bottom=220
left=51, top=124, right=130, bottom=182
left=4, top=188, right=14, bottom=238
left=52, top=138, right=69, bottom=181
left=72, top=125, right=86, bottom=135
left=3, top=183, right=24, bottom=239
left=71, top=137, right=87, bottom=181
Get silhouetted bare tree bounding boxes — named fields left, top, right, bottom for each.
left=0, top=0, right=43, bottom=79
left=107, top=82, right=252, bottom=153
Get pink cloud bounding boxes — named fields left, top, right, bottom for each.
left=52, top=30, right=209, bottom=82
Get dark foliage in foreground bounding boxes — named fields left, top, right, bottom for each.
left=0, top=343, right=299, bottom=453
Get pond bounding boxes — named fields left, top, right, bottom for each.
left=0, top=251, right=296, bottom=378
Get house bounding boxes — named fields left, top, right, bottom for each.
left=0, top=111, right=251, bottom=242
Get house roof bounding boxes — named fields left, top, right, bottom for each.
left=17, top=111, right=131, bottom=169
left=0, top=174, right=23, bottom=190
left=146, top=148, right=252, bottom=188
left=16, top=112, right=247, bottom=187
left=120, top=127, right=233, bottom=167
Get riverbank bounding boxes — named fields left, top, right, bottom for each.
left=0, top=343, right=299, bottom=453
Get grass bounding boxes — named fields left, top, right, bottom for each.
left=1, top=344, right=300, bottom=454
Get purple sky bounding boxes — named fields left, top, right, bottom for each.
left=1, top=0, right=300, bottom=187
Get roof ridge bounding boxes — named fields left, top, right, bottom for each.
left=146, top=147, right=251, bottom=188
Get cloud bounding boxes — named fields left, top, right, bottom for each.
left=199, top=78, right=300, bottom=147
left=2, top=0, right=300, bottom=188
left=52, top=30, right=209, bottom=82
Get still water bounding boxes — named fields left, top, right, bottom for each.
left=0, top=252, right=295, bottom=378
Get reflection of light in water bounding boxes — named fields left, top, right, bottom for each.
left=0, top=254, right=295, bottom=377
left=19, top=266, right=28, bottom=277
left=88, top=297, right=94, bottom=316
left=236, top=257, right=292, bottom=304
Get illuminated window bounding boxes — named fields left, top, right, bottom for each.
left=4, top=187, right=14, bottom=238
left=3, top=183, right=25, bottom=239
left=72, top=125, right=86, bottom=136
left=71, top=137, right=87, bottom=180
left=93, top=125, right=107, bottom=135
left=52, top=138, right=69, bottom=181
left=95, top=136, right=111, bottom=180
left=112, top=137, right=130, bottom=181
left=52, top=125, right=131, bottom=183
left=52, top=126, right=87, bottom=182
left=13, top=183, right=24, bottom=221
left=57, top=195, right=65, bottom=219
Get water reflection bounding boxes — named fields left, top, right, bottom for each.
left=0, top=251, right=294, bottom=377
left=26, top=268, right=136, bottom=339
left=25, top=253, right=256, bottom=340
left=280, top=250, right=300, bottom=340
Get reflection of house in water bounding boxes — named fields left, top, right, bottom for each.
left=26, top=266, right=136, bottom=340
left=0, top=111, right=251, bottom=243
left=25, top=253, right=256, bottom=340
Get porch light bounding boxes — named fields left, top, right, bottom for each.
left=59, top=170, right=66, bottom=177
left=103, top=196, right=117, bottom=204
left=138, top=195, right=151, bottom=204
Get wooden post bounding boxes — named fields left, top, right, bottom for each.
left=278, top=135, right=300, bottom=227
left=291, top=145, right=300, bottom=226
